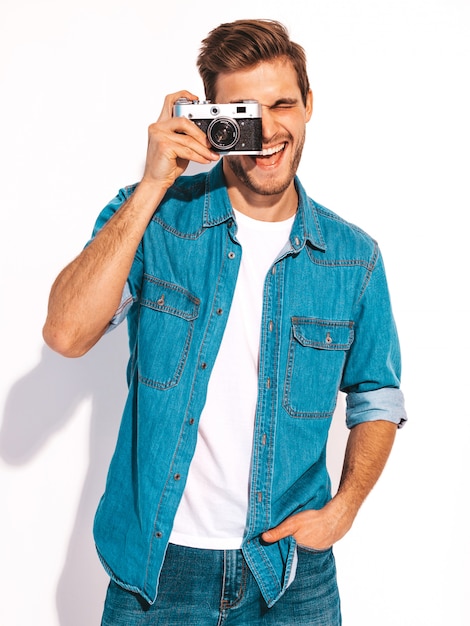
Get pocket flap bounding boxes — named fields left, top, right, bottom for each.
left=142, top=274, right=200, bottom=321
left=291, top=317, right=354, bottom=350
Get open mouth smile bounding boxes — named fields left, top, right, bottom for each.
left=260, top=142, right=287, bottom=157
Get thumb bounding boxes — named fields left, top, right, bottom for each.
left=261, top=518, right=295, bottom=544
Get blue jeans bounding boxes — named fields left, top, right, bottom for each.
left=101, top=543, right=341, bottom=625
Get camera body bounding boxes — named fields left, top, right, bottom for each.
left=173, top=98, right=263, bottom=155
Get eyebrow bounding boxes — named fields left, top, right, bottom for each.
left=228, top=98, right=299, bottom=107
left=265, top=98, right=299, bottom=108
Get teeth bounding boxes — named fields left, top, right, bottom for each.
left=261, top=143, right=286, bottom=157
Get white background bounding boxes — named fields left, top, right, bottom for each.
left=1, top=1, right=469, bottom=624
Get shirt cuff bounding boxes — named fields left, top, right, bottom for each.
left=105, top=283, right=134, bottom=333
left=346, top=388, right=407, bottom=429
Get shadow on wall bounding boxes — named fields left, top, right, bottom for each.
left=0, top=325, right=129, bottom=626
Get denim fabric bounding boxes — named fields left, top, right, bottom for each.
left=92, top=161, right=406, bottom=607
left=101, top=543, right=341, bottom=625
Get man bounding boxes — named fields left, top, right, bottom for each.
left=43, top=19, right=406, bottom=625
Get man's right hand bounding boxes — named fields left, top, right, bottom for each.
left=141, top=90, right=220, bottom=191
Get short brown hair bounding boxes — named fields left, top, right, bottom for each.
left=197, top=19, right=310, bottom=106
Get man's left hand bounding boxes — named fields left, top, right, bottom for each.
left=261, top=498, right=353, bottom=551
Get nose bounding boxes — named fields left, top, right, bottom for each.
left=261, top=107, right=278, bottom=142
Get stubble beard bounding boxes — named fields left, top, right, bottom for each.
left=225, top=130, right=306, bottom=197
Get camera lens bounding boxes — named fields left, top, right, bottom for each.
left=207, top=117, right=240, bottom=151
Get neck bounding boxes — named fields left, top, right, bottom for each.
left=225, top=174, right=298, bottom=223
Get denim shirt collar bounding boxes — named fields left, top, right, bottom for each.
left=203, top=162, right=235, bottom=227
left=203, top=161, right=327, bottom=253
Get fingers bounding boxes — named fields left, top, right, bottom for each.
left=261, top=517, right=295, bottom=544
left=261, top=509, right=335, bottom=550
left=159, top=90, right=217, bottom=161
left=142, top=90, right=219, bottom=188
left=148, top=115, right=216, bottom=162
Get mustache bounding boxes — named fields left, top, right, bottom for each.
left=262, top=131, right=293, bottom=145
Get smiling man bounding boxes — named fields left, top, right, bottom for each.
left=43, top=19, right=406, bottom=626
left=217, top=58, right=312, bottom=213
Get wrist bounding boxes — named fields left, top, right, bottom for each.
left=137, top=176, right=172, bottom=202
left=324, top=493, right=358, bottom=537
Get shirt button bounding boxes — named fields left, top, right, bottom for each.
left=268, top=320, right=274, bottom=332
left=189, top=418, right=195, bottom=425
left=201, top=362, right=208, bottom=369
left=228, top=251, right=236, bottom=259
left=174, top=473, right=181, bottom=481
left=216, top=308, right=223, bottom=315
left=294, top=236, right=300, bottom=246
left=155, top=531, right=163, bottom=538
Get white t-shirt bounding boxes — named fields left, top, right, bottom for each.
left=169, top=208, right=294, bottom=549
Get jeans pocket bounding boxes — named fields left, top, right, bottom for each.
left=296, top=543, right=332, bottom=555
left=101, top=580, right=150, bottom=625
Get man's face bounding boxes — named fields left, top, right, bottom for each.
left=214, top=58, right=313, bottom=199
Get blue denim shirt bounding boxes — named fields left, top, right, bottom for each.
left=92, top=161, right=406, bottom=607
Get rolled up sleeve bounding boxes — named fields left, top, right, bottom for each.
left=105, top=282, right=134, bottom=333
left=346, top=387, right=407, bottom=429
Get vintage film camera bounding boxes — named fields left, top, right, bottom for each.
left=173, top=98, right=263, bottom=155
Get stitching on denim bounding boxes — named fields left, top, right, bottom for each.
left=358, top=240, right=379, bottom=301
left=114, top=295, right=134, bottom=316
left=203, top=167, right=233, bottom=228
left=150, top=214, right=205, bottom=239
left=219, top=552, right=248, bottom=614
left=307, top=198, right=327, bottom=249
left=305, top=246, right=374, bottom=269
left=265, top=260, right=284, bottom=529
left=137, top=320, right=194, bottom=390
left=141, top=275, right=200, bottom=320
left=243, top=540, right=281, bottom=604
left=282, top=318, right=347, bottom=419
left=137, top=275, right=201, bottom=389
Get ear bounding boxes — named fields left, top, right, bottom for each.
left=305, top=89, right=313, bottom=122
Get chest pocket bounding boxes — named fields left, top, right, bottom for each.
left=283, top=317, right=354, bottom=418
left=138, top=274, right=200, bottom=390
